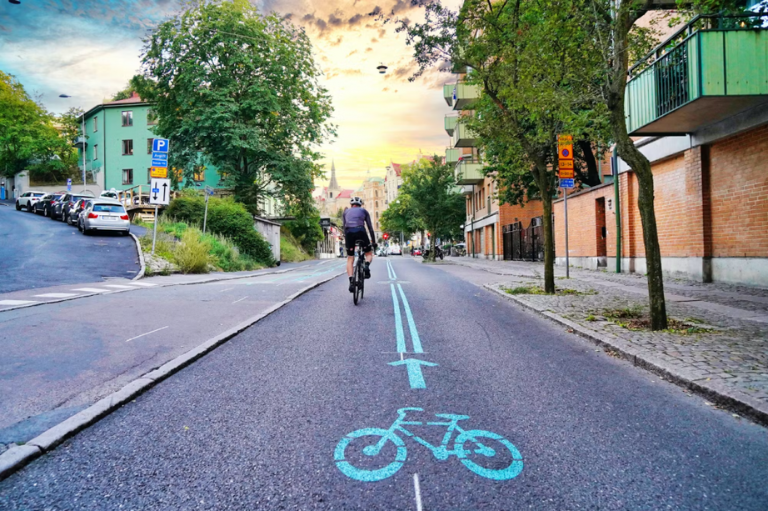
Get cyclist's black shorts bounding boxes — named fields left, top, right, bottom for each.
left=345, top=227, right=372, bottom=256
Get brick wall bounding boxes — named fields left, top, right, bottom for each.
left=498, top=200, right=544, bottom=258
left=708, top=124, right=768, bottom=257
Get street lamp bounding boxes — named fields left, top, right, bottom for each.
left=59, top=94, right=87, bottom=193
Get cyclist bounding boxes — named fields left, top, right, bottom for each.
left=343, top=196, right=376, bottom=292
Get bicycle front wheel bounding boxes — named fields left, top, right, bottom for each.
left=455, top=429, right=523, bottom=481
left=334, top=428, right=406, bottom=482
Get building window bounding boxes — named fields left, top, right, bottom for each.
left=147, top=109, right=158, bottom=125
left=147, top=138, right=153, bottom=154
left=121, top=111, right=133, bottom=127
left=375, top=190, right=378, bottom=198
left=122, top=139, right=133, bottom=155
left=330, top=192, right=333, bottom=198
left=93, top=144, right=98, bottom=160
left=193, top=166, right=205, bottom=182
left=122, top=169, right=133, bottom=185
left=93, top=116, right=98, bottom=132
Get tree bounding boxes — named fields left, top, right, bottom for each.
left=109, top=80, right=138, bottom=102
left=399, top=0, right=610, bottom=291
left=134, top=0, right=335, bottom=216
left=0, top=71, right=78, bottom=182
left=380, top=192, right=422, bottom=242
left=398, top=157, right=465, bottom=262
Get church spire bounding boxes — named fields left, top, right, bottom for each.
left=329, top=159, right=340, bottom=191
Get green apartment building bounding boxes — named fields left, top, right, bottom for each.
left=78, top=93, right=222, bottom=193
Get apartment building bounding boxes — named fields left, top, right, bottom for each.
left=385, top=162, right=403, bottom=205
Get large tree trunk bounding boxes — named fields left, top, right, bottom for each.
left=540, top=186, right=555, bottom=294
left=608, top=3, right=667, bottom=329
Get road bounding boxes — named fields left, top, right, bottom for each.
left=1, top=257, right=767, bottom=509
left=0, top=260, right=345, bottom=445
left=0, top=203, right=142, bottom=293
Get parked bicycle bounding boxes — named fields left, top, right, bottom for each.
left=334, top=407, right=523, bottom=482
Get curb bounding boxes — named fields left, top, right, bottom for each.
left=129, top=233, right=146, bottom=281
left=0, top=265, right=306, bottom=315
left=0, top=269, right=345, bottom=481
left=483, top=283, right=768, bottom=427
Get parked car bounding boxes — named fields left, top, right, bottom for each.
left=15, top=191, right=45, bottom=211
left=56, top=193, right=95, bottom=223
left=388, top=245, right=402, bottom=255
left=34, top=193, right=66, bottom=217
left=67, top=198, right=93, bottom=226
left=79, top=200, right=131, bottom=236
left=100, top=189, right=119, bottom=200
left=412, top=248, right=422, bottom=256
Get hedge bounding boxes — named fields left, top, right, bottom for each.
left=164, top=192, right=274, bottom=265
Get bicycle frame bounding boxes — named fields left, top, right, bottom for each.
left=368, top=407, right=475, bottom=460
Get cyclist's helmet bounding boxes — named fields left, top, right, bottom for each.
left=350, top=196, right=363, bottom=206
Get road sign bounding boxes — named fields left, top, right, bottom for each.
left=204, top=185, right=215, bottom=196
left=559, top=159, right=574, bottom=179
left=150, top=167, right=168, bottom=179
left=66, top=178, right=72, bottom=191
left=558, top=134, right=573, bottom=160
left=149, top=178, right=171, bottom=205
left=560, top=178, right=574, bottom=188
left=152, top=138, right=170, bottom=153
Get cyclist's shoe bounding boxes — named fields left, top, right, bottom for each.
left=364, top=263, right=371, bottom=279
left=349, top=277, right=355, bottom=293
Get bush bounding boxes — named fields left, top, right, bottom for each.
left=164, top=192, right=274, bottom=265
left=173, top=229, right=211, bottom=273
left=204, top=233, right=262, bottom=272
left=280, top=230, right=312, bottom=263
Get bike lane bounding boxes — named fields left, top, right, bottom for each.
left=2, top=257, right=768, bottom=509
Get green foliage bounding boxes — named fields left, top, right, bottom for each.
left=134, top=0, right=335, bottom=215
left=280, top=231, right=313, bottom=263
left=380, top=192, right=422, bottom=241
left=109, top=80, right=138, bottom=102
left=164, top=192, right=274, bottom=265
left=174, top=229, right=212, bottom=273
left=398, top=157, right=465, bottom=262
left=282, top=202, right=324, bottom=252
left=0, top=71, right=79, bottom=181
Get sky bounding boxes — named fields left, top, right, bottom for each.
left=0, top=0, right=461, bottom=189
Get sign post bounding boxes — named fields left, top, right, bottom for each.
left=203, top=185, right=214, bottom=234
left=558, top=134, right=574, bottom=278
left=149, top=139, right=170, bottom=255
left=66, top=178, right=72, bottom=192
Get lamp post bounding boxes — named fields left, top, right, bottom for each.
left=59, top=95, right=87, bottom=193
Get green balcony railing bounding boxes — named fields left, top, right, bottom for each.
left=452, top=83, right=481, bottom=111
left=453, top=119, right=477, bottom=147
left=446, top=147, right=460, bottom=164
left=455, top=159, right=484, bottom=185
left=445, top=115, right=459, bottom=136
left=443, top=84, right=454, bottom=107
left=625, top=13, right=768, bottom=135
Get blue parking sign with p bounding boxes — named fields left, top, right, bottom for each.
left=152, top=138, right=170, bottom=153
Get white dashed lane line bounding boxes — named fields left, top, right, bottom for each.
left=72, top=288, right=110, bottom=293
left=0, top=300, right=39, bottom=306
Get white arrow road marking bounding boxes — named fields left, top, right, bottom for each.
left=125, top=326, right=169, bottom=343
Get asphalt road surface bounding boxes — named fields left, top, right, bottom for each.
left=0, top=260, right=345, bottom=445
left=0, top=202, right=141, bottom=293
left=1, top=257, right=767, bottom=509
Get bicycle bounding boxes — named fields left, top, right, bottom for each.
left=334, top=407, right=523, bottom=482
left=351, top=240, right=366, bottom=305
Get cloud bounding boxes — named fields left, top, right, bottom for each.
left=347, top=49, right=359, bottom=57
left=348, top=13, right=364, bottom=26
left=328, top=13, right=344, bottom=27
left=365, top=47, right=373, bottom=52
left=371, top=38, right=378, bottom=43
left=329, top=36, right=343, bottom=47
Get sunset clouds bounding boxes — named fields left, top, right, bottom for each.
left=0, top=0, right=460, bottom=188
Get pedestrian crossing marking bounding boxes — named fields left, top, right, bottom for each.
left=72, top=288, right=110, bottom=293
left=104, top=285, right=138, bottom=289
left=33, top=293, right=79, bottom=298
left=127, top=282, right=156, bottom=287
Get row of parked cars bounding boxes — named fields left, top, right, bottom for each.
left=15, top=190, right=132, bottom=236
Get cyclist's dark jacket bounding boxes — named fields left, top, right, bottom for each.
left=343, top=206, right=375, bottom=241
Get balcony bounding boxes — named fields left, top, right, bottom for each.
left=446, top=147, right=460, bottom=164
left=460, top=184, right=473, bottom=195
left=455, top=159, right=484, bottom=185
left=73, top=136, right=88, bottom=149
left=453, top=119, right=477, bottom=147
left=445, top=115, right=458, bottom=136
left=443, top=84, right=454, bottom=107
left=625, top=13, right=768, bottom=135
left=452, top=83, right=481, bottom=111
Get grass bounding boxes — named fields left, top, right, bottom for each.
left=139, top=218, right=264, bottom=274
left=280, top=232, right=313, bottom=263
left=502, top=285, right=597, bottom=296
left=603, top=306, right=713, bottom=334
left=585, top=314, right=597, bottom=322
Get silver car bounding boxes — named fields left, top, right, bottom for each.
left=78, top=200, right=131, bottom=236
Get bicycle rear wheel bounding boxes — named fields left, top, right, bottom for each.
left=358, top=261, right=365, bottom=300
left=353, top=267, right=360, bottom=305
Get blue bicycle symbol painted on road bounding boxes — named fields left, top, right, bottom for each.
left=334, top=408, right=523, bottom=482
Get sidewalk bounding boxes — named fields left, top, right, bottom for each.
left=446, top=257, right=768, bottom=424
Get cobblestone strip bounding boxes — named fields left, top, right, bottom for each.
left=483, top=281, right=768, bottom=426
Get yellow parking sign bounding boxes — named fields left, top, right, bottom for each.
left=150, top=167, right=168, bottom=179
